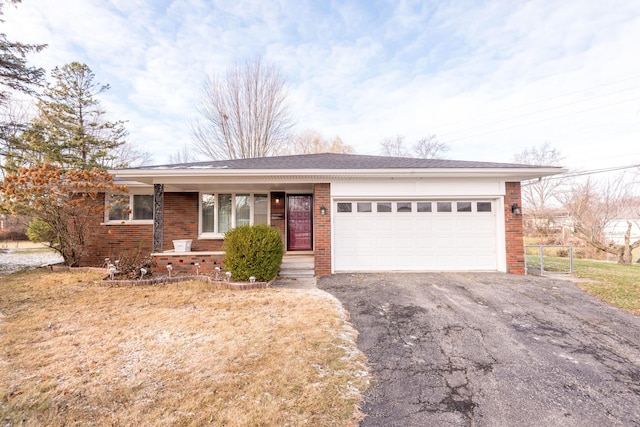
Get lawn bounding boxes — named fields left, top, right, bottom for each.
left=570, top=258, right=640, bottom=316
left=0, top=270, right=370, bottom=426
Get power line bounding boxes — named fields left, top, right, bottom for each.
left=429, top=73, right=640, bottom=132
left=441, top=95, right=640, bottom=144
left=437, top=84, right=640, bottom=138
left=522, top=163, right=640, bottom=186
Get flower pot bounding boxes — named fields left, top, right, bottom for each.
left=173, top=239, right=192, bottom=252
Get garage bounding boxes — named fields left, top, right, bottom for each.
left=333, top=199, right=498, bottom=271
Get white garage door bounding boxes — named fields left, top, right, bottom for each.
left=333, top=200, right=497, bottom=271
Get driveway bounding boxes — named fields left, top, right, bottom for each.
left=318, top=273, right=640, bottom=427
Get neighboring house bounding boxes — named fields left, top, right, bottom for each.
left=82, top=153, right=562, bottom=275
left=605, top=218, right=640, bottom=245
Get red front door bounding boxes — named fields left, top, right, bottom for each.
left=287, top=195, right=313, bottom=251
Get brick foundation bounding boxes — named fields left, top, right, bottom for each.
left=153, top=253, right=225, bottom=274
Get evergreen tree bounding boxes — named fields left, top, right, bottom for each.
left=0, top=0, right=46, bottom=104
left=30, top=62, right=127, bottom=170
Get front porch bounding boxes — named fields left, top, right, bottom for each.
left=151, top=251, right=316, bottom=277
left=147, top=183, right=331, bottom=277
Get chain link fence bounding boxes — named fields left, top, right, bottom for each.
left=525, top=245, right=574, bottom=276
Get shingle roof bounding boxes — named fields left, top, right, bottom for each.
left=129, top=153, right=552, bottom=170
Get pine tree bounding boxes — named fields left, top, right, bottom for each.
left=0, top=0, right=46, bottom=104
left=32, top=62, right=127, bottom=170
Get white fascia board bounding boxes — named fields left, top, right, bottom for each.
left=111, top=167, right=566, bottom=184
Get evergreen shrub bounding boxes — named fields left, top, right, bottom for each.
left=223, top=225, right=284, bottom=281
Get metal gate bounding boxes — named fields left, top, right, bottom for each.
left=525, top=245, right=574, bottom=276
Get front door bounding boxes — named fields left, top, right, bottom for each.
left=287, top=195, right=313, bottom=251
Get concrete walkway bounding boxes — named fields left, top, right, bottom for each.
left=272, top=276, right=317, bottom=289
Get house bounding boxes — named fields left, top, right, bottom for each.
left=82, top=153, right=563, bottom=276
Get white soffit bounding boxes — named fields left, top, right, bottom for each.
left=111, top=167, right=565, bottom=185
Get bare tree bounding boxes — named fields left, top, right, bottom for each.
left=328, top=136, right=355, bottom=154
left=169, top=143, right=201, bottom=164
left=561, top=175, right=640, bottom=265
left=380, top=134, right=410, bottom=157
left=280, top=129, right=355, bottom=155
left=413, top=135, right=449, bottom=159
left=380, top=134, right=449, bottom=158
left=514, top=143, right=566, bottom=235
left=102, top=142, right=153, bottom=169
left=192, top=58, right=293, bottom=160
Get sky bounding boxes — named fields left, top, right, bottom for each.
left=3, top=0, right=640, bottom=171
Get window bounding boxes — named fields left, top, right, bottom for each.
left=337, top=202, right=352, bottom=213
left=200, top=193, right=270, bottom=235
left=457, top=202, right=472, bottom=212
left=417, top=202, right=432, bottom=212
left=397, top=202, right=412, bottom=212
left=437, top=202, right=452, bottom=212
left=107, top=194, right=153, bottom=221
left=357, top=202, right=372, bottom=212
left=254, top=194, right=268, bottom=224
left=377, top=202, right=392, bottom=212
left=477, top=202, right=492, bottom=212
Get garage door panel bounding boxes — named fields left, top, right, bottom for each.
left=334, top=200, right=497, bottom=272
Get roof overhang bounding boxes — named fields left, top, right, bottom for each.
left=111, top=167, right=565, bottom=187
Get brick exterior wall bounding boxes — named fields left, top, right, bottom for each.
left=83, top=182, right=524, bottom=276
left=81, top=193, right=154, bottom=267
left=504, top=182, right=525, bottom=275
left=82, top=192, right=223, bottom=268
left=313, top=183, right=331, bottom=276
left=154, top=253, right=224, bottom=274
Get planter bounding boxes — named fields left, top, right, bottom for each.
left=172, top=239, right=192, bottom=252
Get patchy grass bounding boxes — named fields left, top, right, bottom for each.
left=0, top=270, right=369, bottom=426
left=571, top=259, right=640, bottom=316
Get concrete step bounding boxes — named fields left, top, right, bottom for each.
left=279, top=254, right=315, bottom=278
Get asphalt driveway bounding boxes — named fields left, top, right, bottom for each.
left=318, top=273, right=640, bottom=427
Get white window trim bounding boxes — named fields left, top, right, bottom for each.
left=103, top=193, right=154, bottom=225
left=199, top=192, right=270, bottom=239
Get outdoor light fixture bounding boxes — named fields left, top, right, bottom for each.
left=166, top=263, right=173, bottom=277
left=225, top=271, right=232, bottom=282
left=320, top=205, right=327, bottom=216
left=249, top=276, right=256, bottom=283
left=511, top=203, right=522, bottom=215
left=194, top=262, right=200, bottom=276
left=275, top=197, right=281, bottom=205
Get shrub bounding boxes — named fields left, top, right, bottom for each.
left=223, top=225, right=283, bottom=281
left=26, top=219, right=57, bottom=244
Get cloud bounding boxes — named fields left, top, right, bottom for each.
left=2, top=0, right=640, bottom=167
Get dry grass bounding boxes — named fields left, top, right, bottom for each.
left=0, top=270, right=369, bottom=426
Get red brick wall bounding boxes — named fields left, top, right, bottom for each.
left=313, top=183, right=331, bottom=276
left=81, top=192, right=224, bottom=267
left=81, top=193, right=153, bottom=267
left=153, top=253, right=224, bottom=274
left=504, top=182, right=525, bottom=274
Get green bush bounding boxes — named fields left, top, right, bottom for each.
left=223, top=225, right=284, bottom=281
left=26, top=219, right=57, bottom=245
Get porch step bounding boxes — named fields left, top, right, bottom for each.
left=279, top=254, right=315, bottom=278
